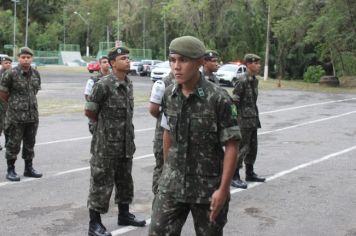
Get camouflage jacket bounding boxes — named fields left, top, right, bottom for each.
left=202, top=70, right=219, bottom=85
left=85, top=74, right=135, bottom=159
left=160, top=76, right=241, bottom=204
left=232, top=73, right=261, bottom=129
left=0, top=65, right=41, bottom=123
left=153, top=73, right=174, bottom=148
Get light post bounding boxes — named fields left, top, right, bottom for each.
left=74, top=11, right=90, bottom=57
left=263, top=4, right=271, bottom=81
left=11, top=0, right=20, bottom=60
left=25, top=0, right=29, bottom=46
left=162, top=4, right=167, bottom=61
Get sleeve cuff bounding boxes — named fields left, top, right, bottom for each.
left=85, top=101, right=98, bottom=112
left=219, top=125, right=241, bottom=144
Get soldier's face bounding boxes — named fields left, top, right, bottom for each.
left=18, top=54, right=33, bottom=68
left=169, top=54, right=203, bottom=85
left=203, top=58, right=219, bottom=73
left=111, top=54, right=130, bottom=73
left=247, top=61, right=261, bottom=75
left=1, top=61, right=12, bottom=70
left=100, top=59, right=110, bottom=71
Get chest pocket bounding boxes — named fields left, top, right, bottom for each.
left=30, top=77, right=41, bottom=92
left=189, top=113, right=218, bottom=145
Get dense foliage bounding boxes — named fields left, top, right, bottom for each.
left=0, top=0, right=355, bottom=79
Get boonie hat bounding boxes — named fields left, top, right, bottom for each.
left=244, top=53, right=261, bottom=63
left=18, top=47, right=34, bottom=56
left=107, top=46, right=130, bottom=61
left=169, top=36, right=206, bottom=59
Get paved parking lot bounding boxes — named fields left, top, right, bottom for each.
left=0, top=70, right=355, bottom=236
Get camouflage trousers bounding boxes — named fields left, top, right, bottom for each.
left=87, top=156, right=134, bottom=214
left=238, top=128, right=258, bottom=169
left=0, top=103, right=5, bottom=136
left=152, top=140, right=164, bottom=194
left=5, top=121, right=38, bottom=160
left=149, top=192, right=229, bottom=236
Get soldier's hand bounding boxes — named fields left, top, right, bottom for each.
left=209, top=188, right=228, bottom=222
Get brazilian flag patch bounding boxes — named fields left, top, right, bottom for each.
left=231, top=104, right=238, bottom=118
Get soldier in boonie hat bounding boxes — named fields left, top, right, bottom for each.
left=244, top=53, right=261, bottom=63
left=18, top=47, right=34, bottom=56
left=107, top=46, right=130, bottom=62
left=169, top=36, right=206, bottom=59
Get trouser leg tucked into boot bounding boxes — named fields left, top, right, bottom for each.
left=245, top=164, right=265, bottom=182
left=231, top=169, right=247, bottom=189
left=24, top=160, right=42, bottom=178
left=118, top=203, right=146, bottom=227
left=88, top=209, right=111, bottom=236
left=6, top=159, right=20, bottom=181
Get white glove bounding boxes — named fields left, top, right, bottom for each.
left=149, top=80, right=166, bottom=104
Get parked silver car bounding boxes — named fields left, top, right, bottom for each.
left=150, top=61, right=171, bottom=82
left=215, top=63, right=247, bottom=87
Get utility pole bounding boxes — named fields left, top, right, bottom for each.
left=12, top=0, right=19, bottom=60
left=117, top=0, right=120, bottom=41
left=74, top=11, right=90, bottom=57
left=25, top=0, right=29, bottom=47
left=163, top=8, right=167, bottom=61
left=263, top=4, right=271, bottom=81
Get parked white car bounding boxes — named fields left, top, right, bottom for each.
left=215, top=63, right=247, bottom=87
left=150, top=61, right=171, bottom=82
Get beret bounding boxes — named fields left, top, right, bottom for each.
left=244, top=53, right=261, bottom=63
left=169, top=36, right=206, bottom=59
left=107, top=46, right=130, bottom=60
left=1, top=56, right=12, bottom=62
left=204, top=49, right=219, bottom=59
left=18, top=47, right=34, bottom=56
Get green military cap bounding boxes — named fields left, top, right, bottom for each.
left=204, top=49, right=219, bottom=60
left=107, top=46, right=130, bottom=61
left=18, top=47, right=34, bottom=56
left=244, top=53, right=261, bottom=63
left=1, top=56, right=12, bottom=62
left=169, top=36, right=206, bottom=59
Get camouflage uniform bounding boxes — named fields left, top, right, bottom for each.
left=84, top=71, right=107, bottom=134
left=232, top=72, right=261, bottom=169
left=0, top=68, right=9, bottom=141
left=149, top=76, right=241, bottom=236
left=85, top=73, right=135, bottom=214
left=151, top=73, right=174, bottom=194
left=0, top=65, right=41, bottom=161
left=202, top=70, right=219, bottom=84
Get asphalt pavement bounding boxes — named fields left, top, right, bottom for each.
left=0, top=70, right=355, bottom=236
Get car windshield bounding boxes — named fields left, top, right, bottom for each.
left=219, top=64, right=237, bottom=72
left=142, top=60, right=152, bottom=65
left=156, top=61, right=170, bottom=68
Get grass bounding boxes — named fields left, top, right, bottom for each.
left=38, top=66, right=87, bottom=73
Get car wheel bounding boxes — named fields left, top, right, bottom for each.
left=89, top=70, right=93, bottom=73
left=231, top=78, right=238, bottom=87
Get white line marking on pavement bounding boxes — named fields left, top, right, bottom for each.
left=112, top=144, right=356, bottom=235
left=259, top=110, right=356, bottom=135
left=35, top=127, right=155, bottom=146
left=259, top=97, right=356, bottom=115
left=0, top=154, right=154, bottom=188
left=30, top=97, right=356, bottom=146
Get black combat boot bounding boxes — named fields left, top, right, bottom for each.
left=6, top=159, right=20, bottom=181
left=24, top=160, right=43, bottom=178
left=231, top=169, right=247, bottom=189
left=245, top=164, right=265, bottom=182
left=118, top=204, right=146, bottom=227
left=88, top=209, right=111, bottom=236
